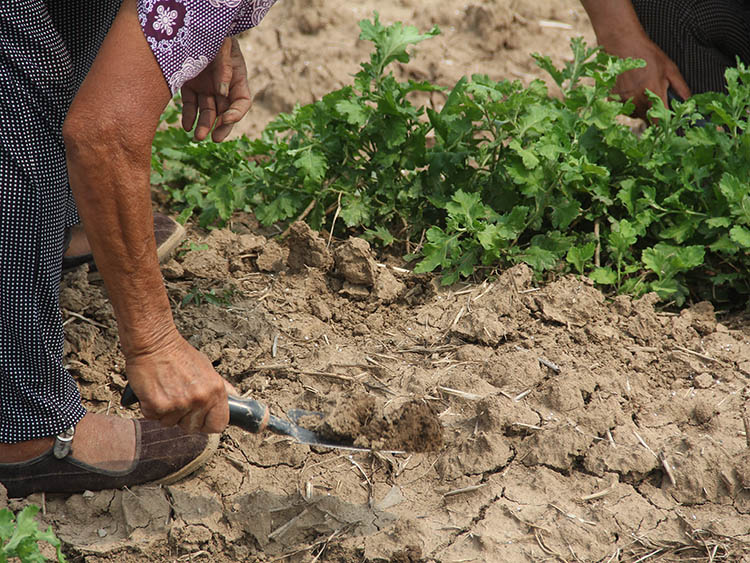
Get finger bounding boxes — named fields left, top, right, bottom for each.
left=223, top=379, right=239, bottom=398
left=211, top=95, right=253, bottom=142
left=181, top=88, right=199, bottom=132
left=177, top=408, right=209, bottom=434
left=211, top=117, right=234, bottom=143
left=201, top=400, right=230, bottom=434
left=138, top=396, right=187, bottom=426
left=214, top=38, right=233, bottom=98
left=656, top=80, right=671, bottom=112
left=631, top=92, right=651, bottom=121
left=194, top=95, right=217, bottom=141
left=666, top=65, right=692, bottom=101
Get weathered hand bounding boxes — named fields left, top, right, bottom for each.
left=600, top=35, right=691, bottom=120
left=125, top=332, right=233, bottom=434
left=181, top=37, right=252, bottom=142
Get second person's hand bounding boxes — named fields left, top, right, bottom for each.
left=181, top=36, right=252, bottom=142
left=604, top=34, right=691, bottom=120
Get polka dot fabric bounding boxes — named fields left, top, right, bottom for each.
left=1, top=0, right=276, bottom=443
left=632, top=0, right=750, bottom=94
left=0, top=0, right=121, bottom=443
left=137, top=0, right=278, bottom=94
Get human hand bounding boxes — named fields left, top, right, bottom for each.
left=601, top=34, right=691, bottom=120
left=125, top=332, right=235, bottom=434
left=181, top=37, right=252, bottom=142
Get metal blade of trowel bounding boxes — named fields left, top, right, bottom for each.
left=121, top=384, right=403, bottom=453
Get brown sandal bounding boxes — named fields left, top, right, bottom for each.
left=0, top=420, right=218, bottom=498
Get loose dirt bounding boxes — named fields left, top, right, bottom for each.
left=5, top=1, right=750, bottom=562
left=307, top=394, right=443, bottom=452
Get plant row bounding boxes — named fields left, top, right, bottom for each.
left=151, top=15, right=750, bottom=306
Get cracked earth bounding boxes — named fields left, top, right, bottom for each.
left=4, top=0, right=750, bottom=560
left=11, top=220, right=748, bottom=562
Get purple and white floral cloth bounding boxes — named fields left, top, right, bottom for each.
left=137, top=0, right=277, bottom=94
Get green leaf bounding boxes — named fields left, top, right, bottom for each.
left=589, top=267, right=617, bottom=285
left=414, top=227, right=459, bottom=273
left=550, top=198, right=580, bottom=230
left=336, top=99, right=368, bottom=127
left=359, top=13, right=440, bottom=76
left=339, top=194, right=371, bottom=227
left=706, top=217, right=732, bottom=229
left=566, top=242, right=596, bottom=274
left=730, top=225, right=750, bottom=248
left=292, top=149, right=328, bottom=183
left=519, top=246, right=558, bottom=271
left=445, top=190, right=486, bottom=227
left=508, top=140, right=540, bottom=169
left=0, top=510, right=14, bottom=543
left=366, top=225, right=395, bottom=246
left=4, top=507, right=40, bottom=554
left=642, top=243, right=705, bottom=281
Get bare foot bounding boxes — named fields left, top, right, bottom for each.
left=0, top=413, right=136, bottom=471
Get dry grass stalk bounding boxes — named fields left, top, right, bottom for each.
left=451, top=306, right=466, bottom=329
left=632, top=429, right=657, bottom=458
left=658, top=452, right=677, bottom=487
left=514, top=389, right=532, bottom=402
left=443, top=483, right=487, bottom=498
left=673, top=344, right=725, bottom=365
left=63, top=310, right=109, bottom=329
left=538, top=357, right=561, bottom=373
left=513, top=422, right=543, bottom=431
left=580, top=485, right=615, bottom=502
left=268, top=507, right=310, bottom=541
left=438, top=386, right=483, bottom=401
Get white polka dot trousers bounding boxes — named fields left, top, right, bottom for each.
left=0, top=1, right=121, bottom=443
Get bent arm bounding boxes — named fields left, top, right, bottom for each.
left=579, top=0, right=646, bottom=45
left=63, top=0, right=228, bottom=433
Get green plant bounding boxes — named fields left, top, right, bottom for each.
left=181, top=286, right=235, bottom=308
left=152, top=16, right=750, bottom=307
left=0, top=506, right=65, bottom=562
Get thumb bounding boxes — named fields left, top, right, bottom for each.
left=223, top=379, right=239, bottom=398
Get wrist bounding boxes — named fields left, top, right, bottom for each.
left=118, top=309, right=180, bottom=359
left=580, top=0, right=649, bottom=50
left=595, top=25, right=650, bottom=55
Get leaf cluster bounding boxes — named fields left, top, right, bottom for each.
left=0, top=506, right=65, bottom=562
left=152, top=16, right=750, bottom=307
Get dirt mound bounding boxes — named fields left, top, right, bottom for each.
left=310, top=393, right=443, bottom=452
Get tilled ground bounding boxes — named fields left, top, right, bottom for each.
left=11, top=219, right=750, bottom=562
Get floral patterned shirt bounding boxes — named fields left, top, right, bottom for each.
left=137, top=0, right=277, bottom=94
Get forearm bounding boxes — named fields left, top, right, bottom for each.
left=65, top=128, right=175, bottom=356
left=579, top=0, right=649, bottom=46
left=63, top=0, right=175, bottom=357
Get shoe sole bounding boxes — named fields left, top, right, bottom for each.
left=156, top=433, right=220, bottom=486
left=87, top=220, right=187, bottom=282
left=156, top=221, right=187, bottom=264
